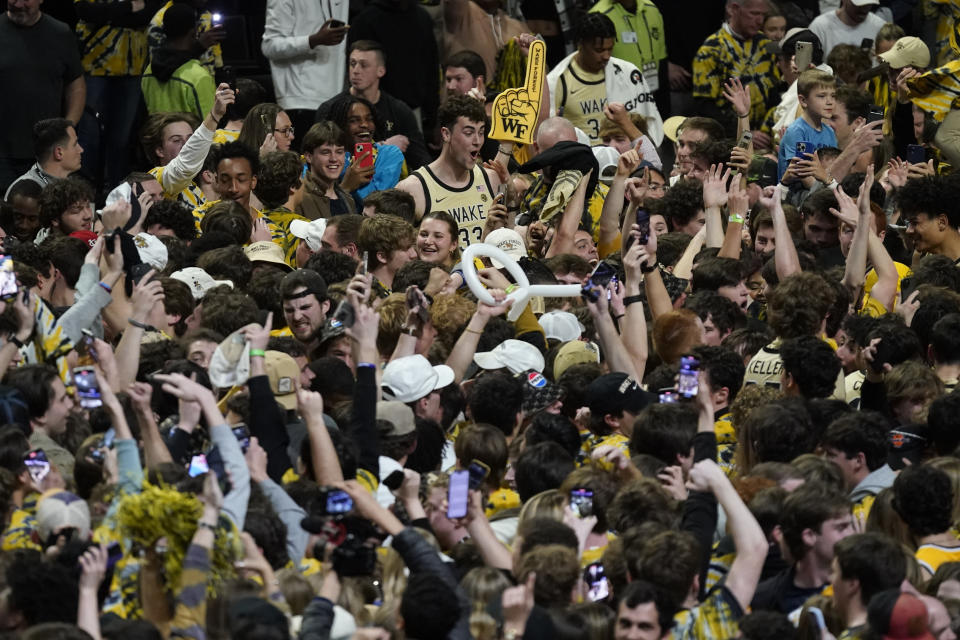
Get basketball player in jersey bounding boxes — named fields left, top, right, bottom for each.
left=397, top=94, right=504, bottom=248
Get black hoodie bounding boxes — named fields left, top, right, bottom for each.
left=150, top=46, right=196, bottom=83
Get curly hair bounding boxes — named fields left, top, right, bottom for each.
left=326, top=94, right=382, bottom=142
left=743, top=397, right=815, bottom=466
left=197, top=245, right=253, bottom=290
left=899, top=175, right=960, bottom=229
left=144, top=199, right=197, bottom=241
left=38, top=178, right=93, bottom=228
left=199, top=290, right=259, bottom=337
left=767, top=272, right=835, bottom=339
left=893, top=464, right=954, bottom=537
left=200, top=200, right=252, bottom=244
left=466, top=372, right=524, bottom=438
left=575, top=12, right=616, bottom=43
left=210, top=140, right=260, bottom=177
left=691, top=344, right=745, bottom=403
left=660, top=179, right=704, bottom=231
left=607, top=478, right=679, bottom=534
left=437, top=94, right=486, bottom=131
left=255, top=151, right=302, bottom=209
left=684, top=292, right=744, bottom=338
left=780, top=335, right=841, bottom=399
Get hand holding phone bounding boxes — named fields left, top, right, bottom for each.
left=678, top=356, right=700, bottom=398
left=73, top=366, right=103, bottom=409
left=354, top=142, right=374, bottom=170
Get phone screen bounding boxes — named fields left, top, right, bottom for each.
left=24, top=449, right=50, bottom=484
left=737, top=131, right=753, bottom=149
left=678, top=356, right=700, bottom=398
left=187, top=454, right=209, bottom=477
left=584, top=563, right=610, bottom=602
left=231, top=425, right=250, bottom=453
left=360, top=251, right=369, bottom=277
left=206, top=446, right=232, bottom=494
left=73, top=367, right=102, bottom=409
left=325, top=489, right=354, bottom=514
left=636, top=208, right=650, bottom=245
left=102, top=427, right=115, bottom=449
left=588, top=262, right=616, bottom=289
left=570, top=487, right=594, bottom=518
left=906, top=144, right=926, bottom=165
left=0, top=256, right=18, bottom=301
left=447, top=470, right=469, bottom=519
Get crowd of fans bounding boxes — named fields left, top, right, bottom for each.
left=5, top=0, right=960, bottom=638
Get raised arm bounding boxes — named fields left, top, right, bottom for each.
left=446, top=294, right=512, bottom=383
left=127, top=382, right=173, bottom=468
left=545, top=170, right=591, bottom=258
left=157, top=85, right=232, bottom=196
left=621, top=237, right=650, bottom=381
left=584, top=282, right=638, bottom=379
left=719, top=175, right=748, bottom=259
left=835, top=182, right=869, bottom=296
left=761, top=185, right=801, bottom=280
left=302, top=387, right=344, bottom=485
left=686, top=459, right=767, bottom=611
left=113, top=274, right=163, bottom=389
left=701, top=164, right=730, bottom=249
left=344, top=275, right=382, bottom=479
left=672, top=226, right=706, bottom=281
left=600, top=145, right=641, bottom=253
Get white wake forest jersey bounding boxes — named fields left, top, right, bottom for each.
left=557, top=58, right=607, bottom=145
left=414, top=164, right=495, bottom=248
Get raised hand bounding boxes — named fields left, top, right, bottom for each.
left=702, top=163, right=731, bottom=209
left=722, top=77, right=751, bottom=118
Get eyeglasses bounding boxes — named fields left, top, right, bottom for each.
left=274, top=127, right=295, bottom=137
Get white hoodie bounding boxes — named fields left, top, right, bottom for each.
left=261, top=0, right=349, bottom=111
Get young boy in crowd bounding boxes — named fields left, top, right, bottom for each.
left=778, top=69, right=838, bottom=180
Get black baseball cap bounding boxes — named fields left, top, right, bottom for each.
left=281, top=269, right=328, bottom=302
left=587, top=373, right=656, bottom=418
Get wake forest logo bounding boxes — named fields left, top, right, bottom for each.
left=489, top=39, right=546, bottom=145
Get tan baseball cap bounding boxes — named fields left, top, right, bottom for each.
left=878, top=36, right=930, bottom=70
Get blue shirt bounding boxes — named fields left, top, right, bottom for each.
left=342, top=143, right=405, bottom=200
left=777, top=116, right=837, bottom=180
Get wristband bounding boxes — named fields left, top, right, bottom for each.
left=128, top=318, right=153, bottom=330
left=465, top=327, right=483, bottom=335
left=498, top=146, right=512, bottom=155
left=505, top=284, right=518, bottom=294
left=640, top=261, right=658, bottom=274
left=736, top=111, right=749, bottom=119
left=728, top=213, right=745, bottom=224
left=197, top=521, right=217, bottom=532
left=614, top=314, right=625, bottom=320
left=623, top=295, right=644, bottom=307
left=249, top=349, right=266, bottom=357
left=98, top=281, right=112, bottom=294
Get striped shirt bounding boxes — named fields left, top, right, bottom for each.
left=148, top=1, right=222, bottom=75
left=75, top=0, right=150, bottom=76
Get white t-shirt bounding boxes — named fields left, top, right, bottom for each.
left=808, top=10, right=886, bottom=58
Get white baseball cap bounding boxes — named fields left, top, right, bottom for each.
left=170, top=267, right=233, bottom=300
left=134, top=232, right=168, bottom=270
left=484, top=228, right=526, bottom=269
left=593, top=145, right=620, bottom=185
left=382, top=354, right=454, bottom=402
left=474, top=339, right=545, bottom=374
left=290, top=218, right=328, bottom=252
left=539, top=310, right=584, bottom=342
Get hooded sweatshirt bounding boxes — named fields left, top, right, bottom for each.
left=141, top=47, right=215, bottom=118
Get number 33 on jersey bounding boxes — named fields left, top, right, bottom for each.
left=412, top=164, right=495, bottom=248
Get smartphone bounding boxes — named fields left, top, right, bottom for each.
left=106, top=541, right=123, bottom=571
left=807, top=606, right=827, bottom=632
left=187, top=453, right=209, bottom=477
left=355, top=142, right=374, bottom=170
left=584, top=562, right=610, bottom=602
left=383, top=469, right=405, bottom=491
left=737, top=131, right=753, bottom=149
left=570, top=487, right=594, bottom=518
left=211, top=12, right=222, bottom=24
left=102, top=427, right=115, bottom=449
left=108, top=227, right=123, bottom=251
left=0, top=255, right=18, bottom=301
left=231, top=424, right=250, bottom=453
left=447, top=470, right=469, bottom=519
left=870, top=338, right=891, bottom=374
left=77, top=329, right=98, bottom=365
left=659, top=389, right=679, bottom=403
left=468, top=460, right=490, bottom=490
left=636, top=208, right=650, bottom=245
left=795, top=141, right=812, bottom=159
left=359, top=251, right=369, bottom=277
left=794, top=41, right=813, bottom=71
left=24, top=449, right=50, bottom=484
left=73, top=366, right=102, bottom=409
left=405, top=286, right=430, bottom=325
left=868, top=105, right=885, bottom=124
left=206, top=446, right=232, bottom=494
left=860, top=38, right=874, bottom=51
left=217, top=65, right=237, bottom=92
left=906, top=144, right=926, bottom=165
left=678, top=356, right=700, bottom=398
left=331, top=300, right=356, bottom=328
left=496, top=183, right=508, bottom=200
left=324, top=489, right=354, bottom=515
left=899, top=276, right=917, bottom=305
left=328, top=19, right=345, bottom=28
left=589, top=262, right=617, bottom=288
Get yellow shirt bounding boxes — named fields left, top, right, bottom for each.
left=213, top=129, right=240, bottom=144
left=557, top=59, right=607, bottom=145
left=916, top=543, right=960, bottom=575
left=75, top=2, right=149, bottom=76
